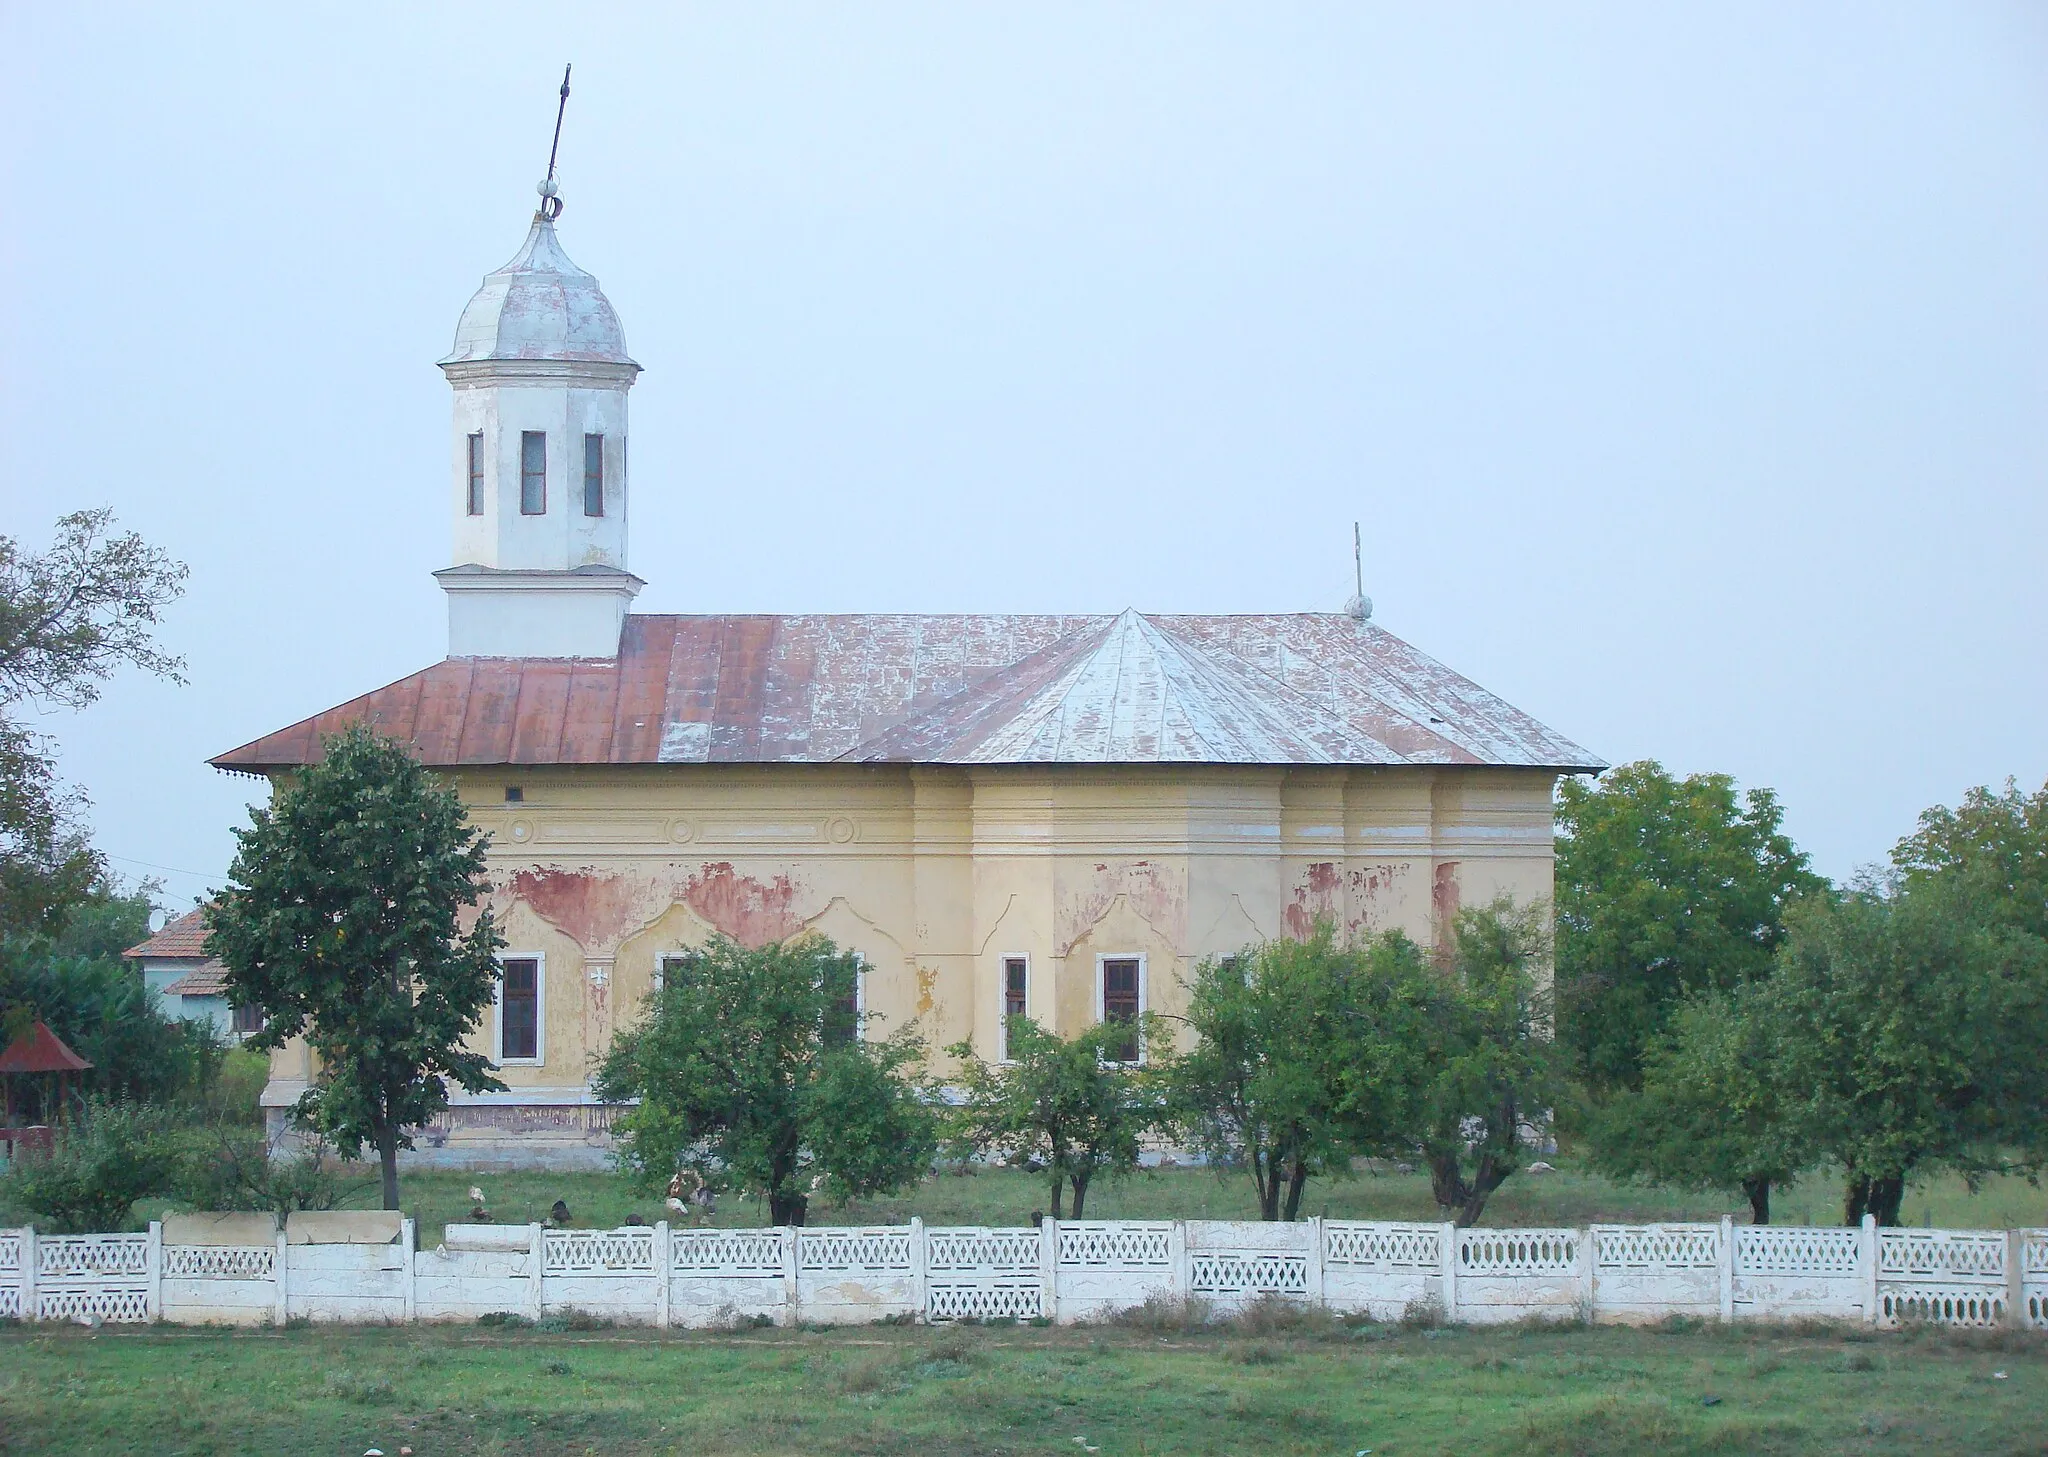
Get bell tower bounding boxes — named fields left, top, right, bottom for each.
left=433, top=80, right=643, bottom=658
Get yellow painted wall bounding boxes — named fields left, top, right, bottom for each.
left=260, top=763, right=1560, bottom=1114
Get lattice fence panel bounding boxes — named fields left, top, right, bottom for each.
left=1594, top=1225, right=1721, bottom=1271
left=1457, top=1229, right=1579, bottom=1275
left=37, top=1285, right=151, bottom=1324
left=1324, top=1222, right=1442, bottom=1271
left=799, top=1228, right=912, bottom=1273
left=927, top=1281, right=1043, bottom=1321
left=1190, top=1252, right=1309, bottom=1297
left=671, top=1229, right=784, bottom=1275
left=926, top=1228, right=1039, bottom=1275
left=1057, top=1222, right=1172, bottom=1269
left=37, top=1233, right=149, bottom=1280
left=0, top=1229, right=20, bottom=1316
left=1879, top=1230, right=2006, bottom=1282
left=1880, top=1287, right=2007, bottom=1328
left=164, top=1245, right=276, bottom=1279
left=1734, top=1226, right=1861, bottom=1278
left=543, top=1228, right=656, bottom=1277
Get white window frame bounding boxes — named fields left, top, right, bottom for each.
left=1095, top=952, right=1147, bottom=1066
left=997, top=953, right=1031, bottom=1062
left=495, top=952, right=546, bottom=1066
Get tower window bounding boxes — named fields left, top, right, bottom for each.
left=466, top=433, right=485, bottom=515
left=583, top=434, right=604, bottom=517
left=520, top=431, right=547, bottom=515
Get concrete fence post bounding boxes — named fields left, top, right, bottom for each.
left=1718, top=1216, right=1735, bottom=1325
left=1439, top=1222, right=1458, bottom=1325
left=529, top=1224, right=545, bottom=1322
left=146, top=1221, right=163, bottom=1322
left=1580, top=1226, right=1597, bottom=1322
left=1169, top=1221, right=1190, bottom=1307
left=781, top=1225, right=799, bottom=1327
left=273, top=1226, right=289, bottom=1326
left=1861, top=1213, right=1880, bottom=1325
left=909, top=1217, right=927, bottom=1322
left=2007, top=1228, right=2026, bottom=1330
left=400, top=1218, right=416, bottom=1325
left=1307, top=1217, right=1325, bottom=1309
left=21, top=1227, right=36, bottom=1323
left=1041, top=1217, right=1059, bottom=1325
left=654, top=1221, right=671, bottom=1330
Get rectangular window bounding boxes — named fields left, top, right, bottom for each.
left=466, top=433, right=485, bottom=515
left=583, top=433, right=605, bottom=517
left=232, top=1002, right=264, bottom=1037
left=1100, top=956, right=1142, bottom=1063
left=520, top=431, right=547, bottom=515
left=1000, top=955, right=1029, bottom=1060
left=824, top=954, right=864, bottom=1048
left=500, top=957, right=541, bottom=1061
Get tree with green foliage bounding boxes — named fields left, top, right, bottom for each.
left=1556, top=761, right=1823, bottom=1095
left=1160, top=925, right=1434, bottom=1221
left=0, top=1098, right=186, bottom=1232
left=1408, top=899, right=1566, bottom=1227
left=1765, top=877, right=2048, bottom=1226
left=947, top=1018, right=1154, bottom=1218
left=596, top=933, right=938, bottom=1225
left=0, top=510, right=186, bottom=940
left=1891, top=777, right=2048, bottom=940
left=208, top=725, right=506, bottom=1211
left=0, top=882, right=228, bottom=1114
left=1589, top=980, right=1803, bottom=1223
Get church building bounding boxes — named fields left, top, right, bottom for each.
left=214, top=178, right=1603, bottom=1166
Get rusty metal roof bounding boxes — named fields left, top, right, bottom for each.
left=210, top=611, right=1602, bottom=773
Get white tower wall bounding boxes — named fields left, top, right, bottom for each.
left=435, top=202, right=643, bottom=659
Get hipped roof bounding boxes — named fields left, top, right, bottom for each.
left=0, top=1021, right=92, bottom=1075
left=212, top=610, right=1603, bottom=774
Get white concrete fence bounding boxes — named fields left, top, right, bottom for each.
left=4, top=1215, right=2045, bottom=1332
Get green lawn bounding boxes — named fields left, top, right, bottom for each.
left=327, top=1159, right=2048, bottom=1245
left=2, top=1312, right=2043, bottom=1455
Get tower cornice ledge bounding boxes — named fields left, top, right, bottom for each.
left=439, top=358, right=641, bottom=389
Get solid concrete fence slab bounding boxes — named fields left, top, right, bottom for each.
left=8, top=1215, right=2048, bottom=1333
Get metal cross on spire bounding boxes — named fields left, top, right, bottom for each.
left=539, top=64, right=572, bottom=221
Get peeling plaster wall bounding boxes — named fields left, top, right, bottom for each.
left=260, top=762, right=1559, bottom=1161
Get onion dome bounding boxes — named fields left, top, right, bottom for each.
left=441, top=184, right=636, bottom=368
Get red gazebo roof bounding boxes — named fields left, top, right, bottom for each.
left=0, top=1021, right=92, bottom=1075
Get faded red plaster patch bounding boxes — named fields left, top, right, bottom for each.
left=506, top=867, right=645, bottom=950
left=1284, top=862, right=1342, bottom=939
left=681, top=862, right=804, bottom=947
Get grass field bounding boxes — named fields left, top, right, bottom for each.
left=2, top=1309, right=2043, bottom=1455
left=320, top=1158, right=2048, bottom=1244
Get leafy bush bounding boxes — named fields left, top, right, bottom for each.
left=176, top=1126, right=366, bottom=1215
left=0, top=1099, right=185, bottom=1231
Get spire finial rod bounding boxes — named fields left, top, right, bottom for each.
left=1345, top=520, right=1373, bottom=622
left=539, top=64, right=572, bottom=221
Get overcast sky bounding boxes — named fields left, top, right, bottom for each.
left=3, top=4, right=2043, bottom=910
